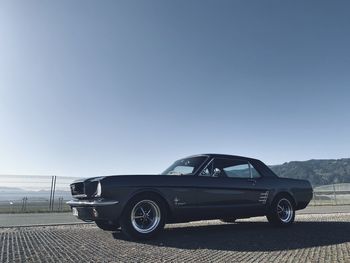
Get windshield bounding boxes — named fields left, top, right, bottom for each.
left=161, top=156, right=208, bottom=176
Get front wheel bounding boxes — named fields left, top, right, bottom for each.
left=267, top=196, right=295, bottom=227
left=120, top=194, right=167, bottom=240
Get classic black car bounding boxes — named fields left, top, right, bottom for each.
left=68, top=154, right=313, bottom=240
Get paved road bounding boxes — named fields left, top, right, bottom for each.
left=1, top=205, right=350, bottom=227
left=299, top=204, right=350, bottom=214
left=1, top=213, right=350, bottom=262
left=0, top=212, right=83, bottom=227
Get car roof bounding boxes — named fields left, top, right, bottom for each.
left=185, top=153, right=261, bottom=163
left=180, top=153, right=276, bottom=178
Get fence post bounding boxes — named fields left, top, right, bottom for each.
left=49, top=176, right=54, bottom=210
left=59, top=197, right=63, bottom=211
left=333, top=184, right=337, bottom=205
left=21, top=197, right=27, bottom=212
left=51, top=176, right=57, bottom=211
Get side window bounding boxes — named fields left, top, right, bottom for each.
left=199, top=158, right=262, bottom=178
left=223, top=163, right=250, bottom=178
left=213, top=158, right=259, bottom=179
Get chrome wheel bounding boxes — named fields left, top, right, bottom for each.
left=277, top=198, right=293, bottom=223
left=131, top=200, right=161, bottom=234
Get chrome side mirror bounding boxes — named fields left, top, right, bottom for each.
left=213, top=168, right=221, bottom=177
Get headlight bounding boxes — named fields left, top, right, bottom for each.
left=95, top=181, right=102, bottom=197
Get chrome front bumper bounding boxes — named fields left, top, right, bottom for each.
left=66, top=199, right=119, bottom=207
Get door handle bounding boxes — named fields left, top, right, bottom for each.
left=248, top=179, right=257, bottom=185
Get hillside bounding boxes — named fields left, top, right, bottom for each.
left=270, top=158, right=350, bottom=186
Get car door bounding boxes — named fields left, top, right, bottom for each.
left=194, top=158, right=269, bottom=218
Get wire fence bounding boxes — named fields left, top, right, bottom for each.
left=0, top=175, right=76, bottom=213
left=0, top=175, right=350, bottom=213
left=311, top=183, right=350, bottom=206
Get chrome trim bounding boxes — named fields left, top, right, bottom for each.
left=131, top=200, right=161, bottom=234
left=174, top=197, right=187, bottom=206
left=277, top=198, right=294, bottom=223
left=258, top=191, right=269, bottom=204
left=248, top=161, right=262, bottom=178
left=66, top=199, right=119, bottom=207
left=72, top=194, right=87, bottom=198
left=94, top=181, right=102, bottom=198
left=248, top=162, right=253, bottom=179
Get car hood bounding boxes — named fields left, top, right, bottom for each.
left=72, top=174, right=161, bottom=184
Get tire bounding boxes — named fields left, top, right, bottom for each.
left=120, top=193, right=167, bottom=240
left=267, top=195, right=295, bottom=227
left=220, top=218, right=236, bottom=223
left=95, top=220, right=120, bottom=231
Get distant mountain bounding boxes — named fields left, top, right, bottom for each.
left=0, top=186, right=71, bottom=201
left=270, top=158, right=350, bottom=186
left=0, top=186, right=24, bottom=192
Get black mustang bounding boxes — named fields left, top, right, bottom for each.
left=68, top=154, right=313, bottom=240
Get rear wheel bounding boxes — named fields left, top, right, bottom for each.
left=267, top=196, right=295, bottom=227
left=95, top=220, right=120, bottom=231
left=120, top=194, right=167, bottom=240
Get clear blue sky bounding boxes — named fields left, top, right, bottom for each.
left=0, top=1, right=349, bottom=177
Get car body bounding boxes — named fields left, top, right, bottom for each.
left=68, top=154, right=313, bottom=239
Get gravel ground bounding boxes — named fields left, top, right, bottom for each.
left=1, top=213, right=350, bottom=262
left=2, top=205, right=350, bottom=228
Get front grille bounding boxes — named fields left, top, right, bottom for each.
left=71, top=182, right=85, bottom=197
